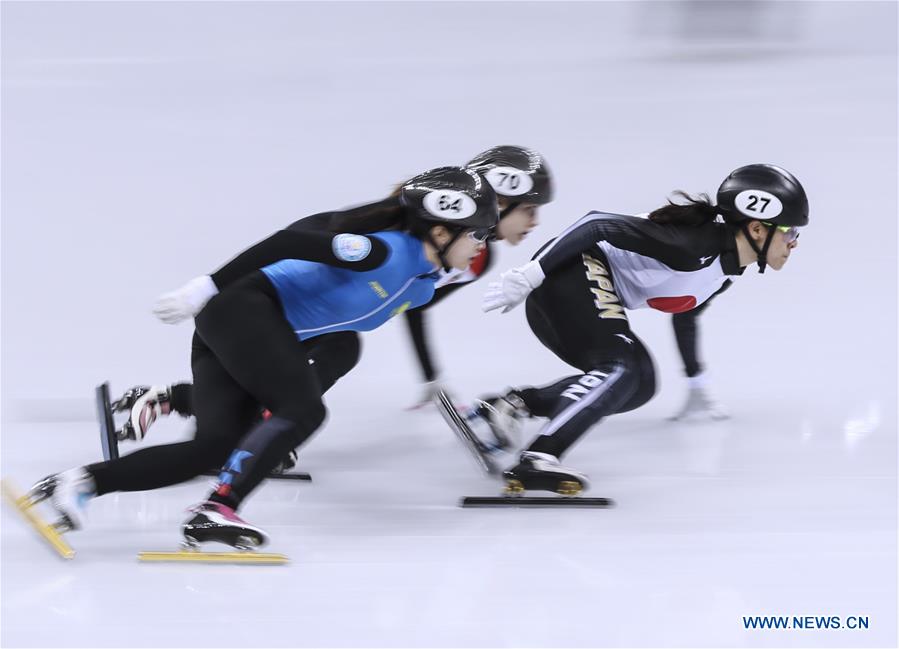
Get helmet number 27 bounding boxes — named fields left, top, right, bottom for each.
left=734, top=189, right=783, bottom=219
left=744, top=194, right=771, bottom=213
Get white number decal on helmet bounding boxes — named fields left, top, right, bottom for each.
left=485, top=166, right=534, bottom=197
left=423, top=190, right=478, bottom=220
left=735, top=189, right=784, bottom=218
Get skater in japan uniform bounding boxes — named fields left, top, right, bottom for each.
left=477, top=164, right=809, bottom=495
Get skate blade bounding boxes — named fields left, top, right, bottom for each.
left=460, top=496, right=615, bottom=508
left=434, top=390, right=500, bottom=476
left=138, top=550, right=289, bottom=564
left=1, top=479, right=75, bottom=559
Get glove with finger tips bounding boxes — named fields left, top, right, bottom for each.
left=481, top=261, right=545, bottom=313
left=152, top=275, right=219, bottom=324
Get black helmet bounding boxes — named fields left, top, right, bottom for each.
left=400, top=166, right=499, bottom=271
left=717, top=164, right=809, bottom=227
left=465, top=145, right=554, bottom=206
left=400, top=166, right=499, bottom=237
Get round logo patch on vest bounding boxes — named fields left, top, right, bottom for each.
left=332, top=233, right=372, bottom=262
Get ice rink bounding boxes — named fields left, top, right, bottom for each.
left=2, top=2, right=896, bottom=647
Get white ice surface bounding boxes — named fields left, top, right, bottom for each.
left=2, top=2, right=896, bottom=647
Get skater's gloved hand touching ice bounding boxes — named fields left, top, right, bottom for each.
left=669, top=373, right=730, bottom=421
left=152, top=275, right=219, bottom=324
left=482, top=260, right=545, bottom=313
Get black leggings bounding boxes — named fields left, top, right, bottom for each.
left=89, top=273, right=350, bottom=508
left=164, top=330, right=360, bottom=417
left=513, top=251, right=656, bottom=459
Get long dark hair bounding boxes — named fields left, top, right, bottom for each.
left=327, top=188, right=409, bottom=234
left=647, top=191, right=719, bottom=227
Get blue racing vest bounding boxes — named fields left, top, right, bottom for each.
left=262, top=231, right=438, bottom=340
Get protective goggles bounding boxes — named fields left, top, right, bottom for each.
left=762, top=221, right=800, bottom=243
left=467, top=228, right=493, bottom=243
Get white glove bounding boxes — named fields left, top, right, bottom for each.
left=669, top=378, right=730, bottom=422
left=152, top=275, right=219, bottom=324
left=481, top=260, right=546, bottom=313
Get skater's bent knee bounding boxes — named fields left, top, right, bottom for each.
left=272, top=398, right=326, bottom=435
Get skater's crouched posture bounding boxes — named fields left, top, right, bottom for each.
left=477, top=164, right=809, bottom=495
left=110, top=145, right=557, bottom=440
left=26, top=166, right=499, bottom=549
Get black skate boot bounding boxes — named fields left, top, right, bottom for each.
left=473, top=390, right=529, bottom=450
left=271, top=449, right=298, bottom=475
left=110, top=385, right=172, bottom=441
left=503, top=451, right=589, bottom=496
left=181, top=502, right=269, bottom=550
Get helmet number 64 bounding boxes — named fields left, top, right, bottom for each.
left=438, top=194, right=463, bottom=212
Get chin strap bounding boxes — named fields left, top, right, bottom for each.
left=740, top=222, right=777, bottom=274
left=426, top=228, right=465, bottom=272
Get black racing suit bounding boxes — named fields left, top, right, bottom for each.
left=88, top=200, right=407, bottom=505
left=509, top=212, right=744, bottom=459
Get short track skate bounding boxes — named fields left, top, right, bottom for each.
left=459, top=458, right=615, bottom=508
left=1, top=479, right=75, bottom=559
left=433, top=389, right=500, bottom=475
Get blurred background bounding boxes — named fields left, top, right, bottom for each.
left=2, top=2, right=896, bottom=647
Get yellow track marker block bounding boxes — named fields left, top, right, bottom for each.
left=1, top=479, right=75, bottom=560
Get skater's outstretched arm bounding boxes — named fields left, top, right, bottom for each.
left=154, top=229, right=391, bottom=324
left=669, top=279, right=733, bottom=421
left=403, top=243, right=495, bottom=405
left=210, top=230, right=388, bottom=289
left=671, top=279, right=732, bottom=379
left=533, top=212, right=726, bottom=275
left=209, top=197, right=404, bottom=286
left=483, top=212, right=733, bottom=313
left=404, top=281, right=467, bottom=382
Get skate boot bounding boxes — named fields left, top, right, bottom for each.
left=503, top=451, right=589, bottom=496
left=24, top=468, right=96, bottom=531
left=111, top=385, right=172, bottom=441
left=472, top=390, right=529, bottom=450
left=271, top=449, right=298, bottom=475
left=181, top=501, right=269, bottom=550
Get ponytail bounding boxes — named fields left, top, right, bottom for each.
left=647, top=191, right=719, bottom=227
left=328, top=195, right=409, bottom=234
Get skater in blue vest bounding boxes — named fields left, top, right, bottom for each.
left=24, top=166, right=498, bottom=549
